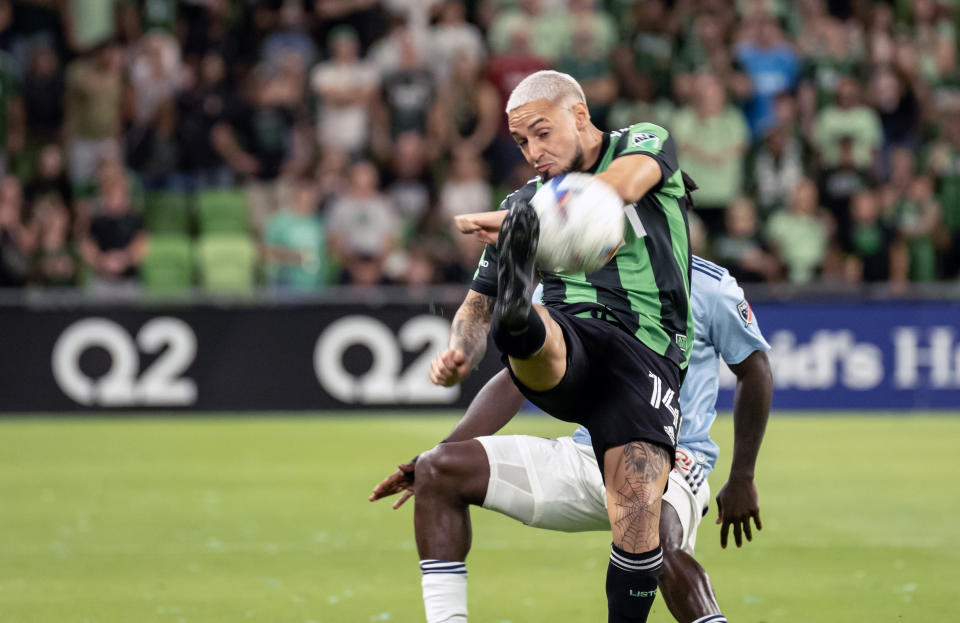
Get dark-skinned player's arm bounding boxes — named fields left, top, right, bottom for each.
left=715, top=350, right=773, bottom=548
left=439, top=369, right=526, bottom=443
left=369, top=369, right=525, bottom=508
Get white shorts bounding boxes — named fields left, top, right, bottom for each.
left=477, top=436, right=711, bottom=555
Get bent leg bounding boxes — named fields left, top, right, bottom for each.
left=414, top=440, right=490, bottom=560
left=505, top=305, right=568, bottom=392
left=492, top=199, right=568, bottom=392
left=603, top=441, right=671, bottom=622
left=659, top=503, right=723, bottom=622
left=415, top=441, right=490, bottom=623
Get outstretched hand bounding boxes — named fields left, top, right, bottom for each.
left=715, top=476, right=762, bottom=548
left=454, top=211, right=508, bottom=245
left=369, top=459, right=417, bottom=509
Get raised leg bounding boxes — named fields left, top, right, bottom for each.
left=493, top=199, right=568, bottom=392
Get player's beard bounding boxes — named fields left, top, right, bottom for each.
left=539, top=140, right=585, bottom=182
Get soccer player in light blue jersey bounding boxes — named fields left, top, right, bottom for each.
left=372, top=256, right=773, bottom=623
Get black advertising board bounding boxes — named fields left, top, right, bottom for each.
left=0, top=299, right=503, bottom=412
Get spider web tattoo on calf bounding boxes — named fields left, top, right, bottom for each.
left=611, top=442, right=670, bottom=551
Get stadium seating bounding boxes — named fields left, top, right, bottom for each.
left=195, top=233, right=258, bottom=293
left=196, top=189, right=249, bottom=234
left=144, top=191, right=192, bottom=235
left=141, top=234, right=194, bottom=293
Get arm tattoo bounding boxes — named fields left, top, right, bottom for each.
left=450, top=292, right=495, bottom=368
left=610, top=441, right=670, bottom=551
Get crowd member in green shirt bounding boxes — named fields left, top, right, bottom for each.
left=799, top=18, right=864, bottom=111
left=556, top=21, right=617, bottom=129
left=843, top=190, right=906, bottom=284
left=888, top=174, right=940, bottom=282
left=764, top=178, right=830, bottom=283
left=263, top=177, right=329, bottom=292
left=613, top=0, right=676, bottom=100
left=65, top=42, right=123, bottom=186
left=607, top=77, right=675, bottom=135
left=487, top=0, right=563, bottom=61
left=713, top=196, right=779, bottom=283
left=671, top=72, right=749, bottom=235
left=69, top=0, right=117, bottom=50
left=880, top=148, right=938, bottom=281
left=925, top=109, right=960, bottom=277
left=0, top=49, right=20, bottom=177
left=813, top=75, right=882, bottom=170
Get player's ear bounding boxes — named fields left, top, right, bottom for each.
left=572, top=102, right=590, bottom=130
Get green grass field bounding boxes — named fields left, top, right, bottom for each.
left=1, top=413, right=958, bottom=623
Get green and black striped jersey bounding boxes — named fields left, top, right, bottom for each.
left=471, top=122, right=693, bottom=369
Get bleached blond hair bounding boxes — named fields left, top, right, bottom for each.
left=505, top=70, right=587, bottom=114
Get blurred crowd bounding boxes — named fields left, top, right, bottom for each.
left=0, top=0, right=959, bottom=295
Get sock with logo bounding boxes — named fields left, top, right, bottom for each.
left=606, top=544, right=663, bottom=623
left=491, top=307, right=546, bottom=359
left=691, top=616, right=727, bottom=623
left=420, top=560, right=467, bottom=623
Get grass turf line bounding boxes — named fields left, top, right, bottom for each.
left=0, top=413, right=957, bottom=622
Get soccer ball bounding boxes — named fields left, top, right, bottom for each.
left=530, top=172, right=625, bottom=273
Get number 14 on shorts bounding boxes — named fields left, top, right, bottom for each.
left=648, top=372, right=681, bottom=445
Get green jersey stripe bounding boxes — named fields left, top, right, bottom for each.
left=558, top=271, right=600, bottom=305
left=615, top=220, right=670, bottom=355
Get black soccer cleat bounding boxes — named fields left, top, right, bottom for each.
left=496, top=198, right=540, bottom=330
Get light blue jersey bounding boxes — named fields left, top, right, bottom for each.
left=567, top=256, right=770, bottom=476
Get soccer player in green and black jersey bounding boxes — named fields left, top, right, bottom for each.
left=416, top=71, right=695, bottom=623
left=472, top=124, right=693, bottom=370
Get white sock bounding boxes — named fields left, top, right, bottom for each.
left=691, top=615, right=727, bottom=623
left=420, top=560, right=467, bottom=623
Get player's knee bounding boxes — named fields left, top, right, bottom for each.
left=416, top=443, right=471, bottom=493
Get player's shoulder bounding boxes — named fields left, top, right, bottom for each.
left=612, top=122, right=672, bottom=155
left=617, top=121, right=670, bottom=137
left=497, top=177, right=541, bottom=210
left=691, top=255, right=729, bottom=286
left=691, top=256, right=745, bottom=307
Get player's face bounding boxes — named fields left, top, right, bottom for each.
left=508, top=100, right=586, bottom=181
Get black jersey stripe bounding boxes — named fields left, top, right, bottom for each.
left=637, top=194, right=691, bottom=365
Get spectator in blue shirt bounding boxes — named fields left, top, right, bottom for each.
left=735, top=13, right=799, bottom=137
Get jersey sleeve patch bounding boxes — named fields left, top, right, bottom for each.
left=736, top=299, right=754, bottom=325
left=619, top=123, right=670, bottom=156
left=630, top=132, right=661, bottom=151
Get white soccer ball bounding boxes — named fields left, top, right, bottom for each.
left=530, top=172, right=625, bottom=273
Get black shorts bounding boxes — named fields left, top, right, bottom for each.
left=502, top=306, right=682, bottom=478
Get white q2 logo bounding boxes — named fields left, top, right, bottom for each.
left=314, top=315, right=460, bottom=404
left=52, top=317, right=198, bottom=406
